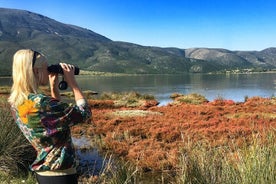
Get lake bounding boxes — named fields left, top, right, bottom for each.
left=1, top=73, right=275, bottom=105
left=76, top=73, right=276, bottom=105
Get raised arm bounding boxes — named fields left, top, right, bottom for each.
left=48, top=73, right=61, bottom=101
left=59, top=63, right=85, bottom=104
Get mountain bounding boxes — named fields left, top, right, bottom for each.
left=186, top=47, right=276, bottom=69
left=0, top=8, right=275, bottom=75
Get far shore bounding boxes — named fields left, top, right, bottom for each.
left=1, top=69, right=276, bottom=78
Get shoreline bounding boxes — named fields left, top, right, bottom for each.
left=1, top=69, right=276, bottom=78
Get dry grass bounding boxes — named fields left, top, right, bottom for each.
left=170, top=93, right=208, bottom=104
left=110, top=110, right=162, bottom=117
left=0, top=97, right=36, bottom=176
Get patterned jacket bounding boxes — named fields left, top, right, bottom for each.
left=11, top=93, right=92, bottom=172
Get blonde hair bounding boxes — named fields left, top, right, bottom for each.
left=8, top=49, right=47, bottom=107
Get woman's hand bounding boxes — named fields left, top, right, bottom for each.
left=60, top=63, right=85, bottom=102
left=59, top=63, right=78, bottom=88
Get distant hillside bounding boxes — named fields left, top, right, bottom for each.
left=185, top=48, right=276, bottom=69
left=0, top=8, right=275, bottom=75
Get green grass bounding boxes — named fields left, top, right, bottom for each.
left=0, top=98, right=36, bottom=177
left=0, top=86, right=11, bottom=94
left=176, top=132, right=276, bottom=184
left=170, top=93, right=208, bottom=104
left=0, top=171, right=36, bottom=184
left=98, top=91, right=156, bottom=107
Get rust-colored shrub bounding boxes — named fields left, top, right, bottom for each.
left=76, top=96, right=276, bottom=171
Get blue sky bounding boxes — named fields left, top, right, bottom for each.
left=0, top=0, right=276, bottom=51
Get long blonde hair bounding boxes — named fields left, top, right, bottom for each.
left=8, top=49, right=47, bottom=107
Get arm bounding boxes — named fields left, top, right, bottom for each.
left=37, top=94, right=91, bottom=135
left=48, top=73, right=61, bottom=101
left=59, top=63, right=85, bottom=104
left=39, top=63, right=91, bottom=132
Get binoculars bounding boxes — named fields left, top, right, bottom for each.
left=47, top=64, right=80, bottom=90
left=47, top=64, right=80, bottom=75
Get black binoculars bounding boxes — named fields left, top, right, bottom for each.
left=47, top=64, right=80, bottom=75
left=47, top=64, right=80, bottom=90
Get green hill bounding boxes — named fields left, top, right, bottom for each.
left=0, top=8, right=275, bottom=75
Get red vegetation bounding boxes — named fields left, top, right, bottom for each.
left=72, top=96, right=276, bottom=171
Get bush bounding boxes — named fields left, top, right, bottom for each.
left=0, top=97, right=36, bottom=176
left=170, top=93, right=208, bottom=104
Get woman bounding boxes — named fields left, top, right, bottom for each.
left=8, top=49, right=92, bottom=184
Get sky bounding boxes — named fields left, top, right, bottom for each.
left=0, top=0, right=276, bottom=51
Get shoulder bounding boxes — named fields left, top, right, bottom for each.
left=28, top=93, right=69, bottom=111
left=28, top=93, right=47, bottom=100
left=28, top=93, right=49, bottom=104
left=28, top=93, right=57, bottom=107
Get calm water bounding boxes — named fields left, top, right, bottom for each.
left=76, top=73, right=276, bottom=105
left=2, top=73, right=275, bottom=105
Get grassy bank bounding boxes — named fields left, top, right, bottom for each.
left=0, top=93, right=275, bottom=183
left=0, top=97, right=36, bottom=183
left=175, top=132, right=276, bottom=184
left=78, top=131, right=276, bottom=184
left=0, top=172, right=36, bottom=184
left=81, top=93, right=276, bottom=183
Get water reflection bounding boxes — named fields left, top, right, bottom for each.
left=1, top=73, right=276, bottom=103
left=76, top=73, right=276, bottom=103
left=72, top=136, right=105, bottom=176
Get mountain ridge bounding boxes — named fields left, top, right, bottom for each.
left=0, top=8, right=275, bottom=75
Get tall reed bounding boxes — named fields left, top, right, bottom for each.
left=79, top=154, right=139, bottom=184
left=0, top=98, right=36, bottom=176
left=176, top=132, right=276, bottom=184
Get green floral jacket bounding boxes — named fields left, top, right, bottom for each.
left=11, top=93, right=92, bottom=172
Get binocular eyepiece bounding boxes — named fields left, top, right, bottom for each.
left=47, top=64, right=80, bottom=75
left=47, top=64, right=80, bottom=90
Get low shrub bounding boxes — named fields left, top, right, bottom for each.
left=170, top=93, right=208, bottom=104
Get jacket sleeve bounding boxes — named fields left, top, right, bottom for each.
left=36, top=95, right=92, bottom=133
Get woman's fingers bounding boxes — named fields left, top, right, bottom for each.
left=60, top=63, right=75, bottom=73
